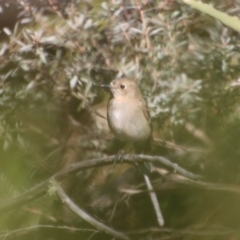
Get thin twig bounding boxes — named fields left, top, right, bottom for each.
left=125, top=226, right=240, bottom=236
left=124, top=154, right=202, bottom=179
left=185, top=122, right=213, bottom=147
left=143, top=174, right=164, bottom=226
left=55, top=183, right=131, bottom=240
left=0, top=225, right=97, bottom=239
left=136, top=0, right=151, bottom=49
left=154, top=138, right=209, bottom=153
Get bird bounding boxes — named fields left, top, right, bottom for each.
left=101, top=78, right=151, bottom=154
left=101, top=78, right=164, bottom=226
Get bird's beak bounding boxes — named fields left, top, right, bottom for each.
left=100, top=84, right=112, bottom=89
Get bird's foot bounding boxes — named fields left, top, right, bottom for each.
left=114, top=150, right=125, bottom=165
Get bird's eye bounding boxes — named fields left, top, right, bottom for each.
left=120, top=84, right=125, bottom=89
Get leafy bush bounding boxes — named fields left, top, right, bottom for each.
left=1, top=0, right=240, bottom=239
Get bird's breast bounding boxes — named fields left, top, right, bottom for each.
left=107, top=99, right=151, bottom=142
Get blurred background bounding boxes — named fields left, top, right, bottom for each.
left=1, top=0, right=240, bottom=239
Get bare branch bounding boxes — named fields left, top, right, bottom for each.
left=0, top=154, right=200, bottom=216
left=0, top=225, right=97, bottom=239
left=143, top=174, right=164, bottom=226
left=55, top=183, right=131, bottom=240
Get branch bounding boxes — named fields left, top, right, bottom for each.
left=0, top=225, right=97, bottom=239
left=143, top=174, right=164, bottom=226
left=181, top=0, right=240, bottom=33
left=55, top=183, right=131, bottom=240
left=0, top=154, right=200, bottom=216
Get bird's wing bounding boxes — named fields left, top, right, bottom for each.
left=140, top=98, right=152, bottom=127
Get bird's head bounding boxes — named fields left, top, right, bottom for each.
left=101, top=78, right=142, bottom=99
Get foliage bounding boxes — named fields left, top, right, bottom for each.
left=1, top=0, right=240, bottom=239
left=182, top=0, right=240, bottom=32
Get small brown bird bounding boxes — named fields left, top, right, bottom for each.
left=101, top=78, right=164, bottom=226
left=101, top=78, right=152, bottom=154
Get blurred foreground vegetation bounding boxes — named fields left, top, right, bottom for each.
left=1, top=0, right=240, bottom=239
